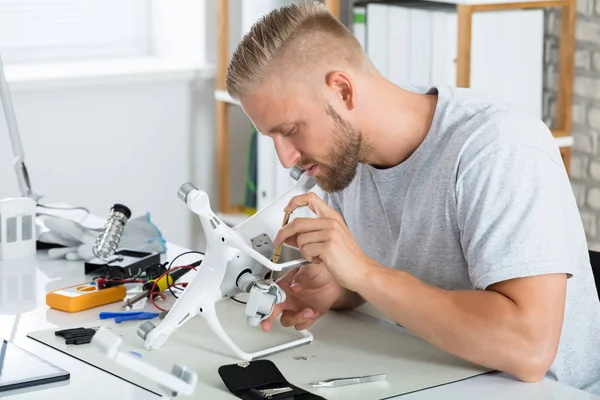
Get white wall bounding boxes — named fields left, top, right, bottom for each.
left=0, top=0, right=229, bottom=251
left=0, top=75, right=217, bottom=250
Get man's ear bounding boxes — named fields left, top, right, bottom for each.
left=325, top=71, right=355, bottom=111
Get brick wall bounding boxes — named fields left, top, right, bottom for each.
left=545, top=5, right=600, bottom=250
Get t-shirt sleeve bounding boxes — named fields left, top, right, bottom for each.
left=455, top=131, right=584, bottom=290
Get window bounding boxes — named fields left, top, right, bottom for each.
left=0, top=0, right=152, bottom=64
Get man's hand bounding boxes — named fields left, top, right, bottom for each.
left=261, top=263, right=345, bottom=332
left=273, top=192, right=375, bottom=291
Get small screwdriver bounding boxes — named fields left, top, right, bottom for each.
left=122, top=267, right=193, bottom=309
left=272, top=211, right=292, bottom=264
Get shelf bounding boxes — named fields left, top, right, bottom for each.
left=215, top=89, right=239, bottom=105
left=555, top=136, right=574, bottom=148
left=550, top=129, right=573, bottom=148
left=551, top=129, right=567, bottom=137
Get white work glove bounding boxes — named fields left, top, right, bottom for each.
left=39, top=213, right=167, bottom=261
left=38, top=216, right=98, bottom=260
left=47, top=243, right=96, bottom=261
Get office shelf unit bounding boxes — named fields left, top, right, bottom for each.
left=214, top=0, right=575, bottom=218
left=453, top=0, right=575, bottom=173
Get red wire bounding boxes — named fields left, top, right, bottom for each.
left=149, top=265, right=197, bottom=312
left=174, top=283, right=188, bottom=288
left=168, top=283, right=188, bottom=290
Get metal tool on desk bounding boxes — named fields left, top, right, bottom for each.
left=100, top=311, right=159, bottom=323
left=308, top=373, right=387, bottom=388
left=249, top=387, right=293, bottom=399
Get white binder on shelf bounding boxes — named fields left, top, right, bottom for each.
left=364, top=2, right=390, bottom=78
left=407, top=7, right=432, bottom=87
left=386, top=5, right=410, bottom=86
left=470, top=9, right=544, bottom=119
left=430, top=8, right=457, bottom=87
left=352, top=5, right=367, bottom=49
left=256, top=134, right=296, bottom=211
left=351, top=1, right=544, bottom=120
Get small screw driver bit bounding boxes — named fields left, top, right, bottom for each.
left=272, top=211, right=292, bottom=263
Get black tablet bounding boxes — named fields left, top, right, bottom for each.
left=0, top=339, right=69, bottom=392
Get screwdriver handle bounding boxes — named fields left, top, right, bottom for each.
left=155, top=267, right=191, bottom=292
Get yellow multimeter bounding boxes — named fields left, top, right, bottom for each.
left=46, top=282, right=126, bottom=313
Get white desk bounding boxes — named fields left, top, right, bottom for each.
left=1, top=243, right=598, bottom=400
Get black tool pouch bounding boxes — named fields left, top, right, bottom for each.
left=218, top=359, right=326, bottom=399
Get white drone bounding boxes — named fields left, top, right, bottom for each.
left=137, top=167, right=317, bottom=361
left=93, top=168, right=317, bottom=398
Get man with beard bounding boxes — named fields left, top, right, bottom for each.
left=225, top=1, right=600, bottom=395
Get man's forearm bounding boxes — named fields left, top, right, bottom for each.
left=332, top=287, right=365, bottom=310
left=355, top=263, right=559, bottom=382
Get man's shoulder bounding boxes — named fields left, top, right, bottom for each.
left=435, top=85, right=562, bottom=169
left=409, top=84, right=552, bottom=145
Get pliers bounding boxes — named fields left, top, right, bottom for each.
left=99, top=311, right=160, bottom=323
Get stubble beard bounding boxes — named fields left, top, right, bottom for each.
left=299, top=104, right=365, bottom=193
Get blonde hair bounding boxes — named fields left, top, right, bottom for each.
left=226, top=1, right=371, bottom=100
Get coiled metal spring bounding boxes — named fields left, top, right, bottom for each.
left=93, top=204, right=131, bottom=260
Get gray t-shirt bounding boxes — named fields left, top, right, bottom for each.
left=323, top=84, right=600, bottom=394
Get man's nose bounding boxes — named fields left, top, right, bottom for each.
left=273, top=136, right=300, bottom=169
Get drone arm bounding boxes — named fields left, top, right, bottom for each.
left=138, top=181, right=314, bottom=359
left=234, top=171, right=317, bottom=243
left=141, top=249, right=224, bottom=350
left=227, top=235, right=310, bottom=272
left=201, top=295, right=313, bottom=361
